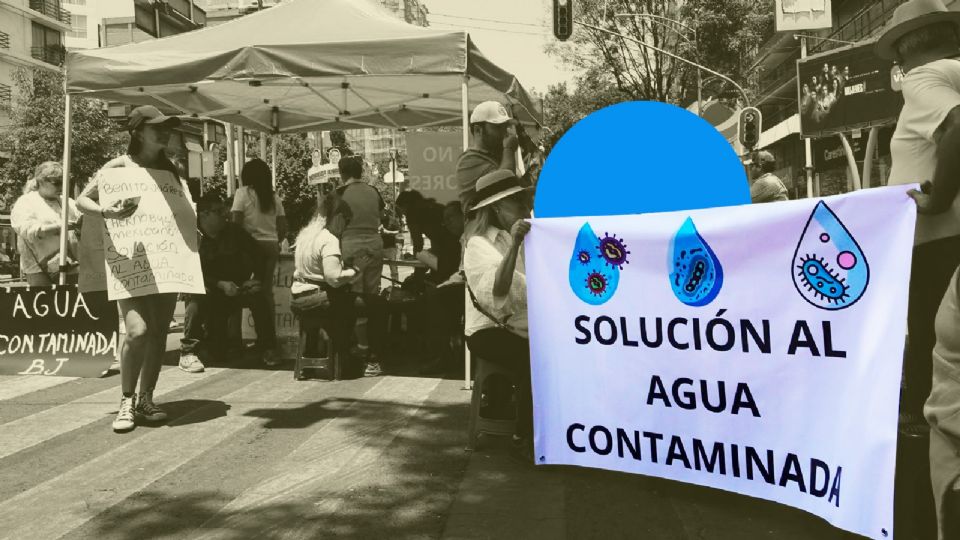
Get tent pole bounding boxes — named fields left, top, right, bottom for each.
left=260, top=132, right=267, bottom=160
left=461, top=74, right=470, bottom=391
left=59, top=90, right=72, bottom=286
left=271, top=136, right=278, bottom=189
left=226, top=123, right=236, bottom=197
left=271, top=107, right=279, bottom=189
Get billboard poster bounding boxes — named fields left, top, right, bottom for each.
left=798, top=41, right=903, bottom=138
left=775, top=0, right=832, bottom=32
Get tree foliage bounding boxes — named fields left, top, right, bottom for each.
left=542, top=0, right=772, bottom=149
left=0, top=68, right=126, bottom=210
left=270, top=133, right=316, bottom=241
left=546, top=0, right=770, bottom=106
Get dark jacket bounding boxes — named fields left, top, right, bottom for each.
left=198, top=223, right=263, bottom=290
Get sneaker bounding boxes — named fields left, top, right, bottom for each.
left=263, top=349, right=282, bottom=367
left=135, top=391, right=168, bottom=422
left=112, top=395, right=136, bottom=432
left=364, top=362, right=383, bottom=377
left=178, top=353, right=205, bottom=373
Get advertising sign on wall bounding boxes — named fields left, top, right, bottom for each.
left=798, top=41, right=903, bottom=138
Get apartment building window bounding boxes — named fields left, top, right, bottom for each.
left=31, top=22, right=65, bottom=66
left=68, top=14, right=87, bottom=39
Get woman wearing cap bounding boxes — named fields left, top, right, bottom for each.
left=77, top=105, right=186, bottom=433
left=230, top=158, right=286, bottom=367
left=10, top=161, right=80, bottom=286
left=463, top=169, right=533, bottom=462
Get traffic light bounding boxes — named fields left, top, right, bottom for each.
left=553, top=0, right=573, bottom=41
left=738, top=107, right=761, bottom=150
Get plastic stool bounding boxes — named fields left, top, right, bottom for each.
left=466, top=355, right=517, bottom=450
left=292, top=308, right=341, bottom=381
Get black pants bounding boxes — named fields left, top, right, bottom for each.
left=902, top=235, right=960, bottom=418
left=467, top=328, right=532, bottom=439
left=422, top=283, right=465, bottom=363
left=181, top=290, right=275, bottom=355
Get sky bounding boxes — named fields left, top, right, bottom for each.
left=423, top=0, right=581, bottom=95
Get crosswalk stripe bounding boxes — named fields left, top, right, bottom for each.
left=0, top=367, right=223, bottom=461
left=194, top=376, right=441, bottom=539
left=0, top=375, right=78, bottom=401
left=0, top=369, right=309, bottom=540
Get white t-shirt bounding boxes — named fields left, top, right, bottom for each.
left=889, top=58, right=960, bottom=246
left=231, top=186, right=285, bottom=242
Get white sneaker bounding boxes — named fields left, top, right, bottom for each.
left=179, top=353, right=205, bottom=373
left=112, top=395, right=136, bottom=432
left=135, top=391, right=168, bottom=422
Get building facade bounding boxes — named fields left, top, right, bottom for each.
left=747, top=0, right=960, bottom=198
left=0, top=0, right=72, bottom=128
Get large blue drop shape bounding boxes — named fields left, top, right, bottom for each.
left=535, top=101, right=751, bottom=218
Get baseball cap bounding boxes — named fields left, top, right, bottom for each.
left=470, top=101, right=511, bottom=125
left=127, top=105, right=181, bottom=132
left=755, top=150, right=775, bottom=164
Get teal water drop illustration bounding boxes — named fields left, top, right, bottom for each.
left=669, top=217, right=723, bottom=307
left=791, top=201, right=869, bottom=310
left=569, top=222, right=620, bottom=305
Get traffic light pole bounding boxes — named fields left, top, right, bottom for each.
left=801, top=36, right=814, bottom=199
left=575, top=19, right=750, bottom=107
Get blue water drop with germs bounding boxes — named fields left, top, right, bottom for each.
left=791, top=201, right=869, bottom=310
left=569, top=222, right=620, bottom=305
left=669, top=217, right=724, bottom=307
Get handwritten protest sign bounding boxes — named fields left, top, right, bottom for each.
left=98, top=168, right=204, bottom=300
left=0, top=285, right=118, bottom=377
left=526, top=186, right=915, bottom=539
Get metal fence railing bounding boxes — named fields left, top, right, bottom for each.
left=809, top=0, right=907, bottom=55
left=29, top=0, right=72, bottom=25
left=30, top=45, right=65, bottom=66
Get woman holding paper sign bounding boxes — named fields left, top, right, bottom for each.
left=77, top=105, right=185, bottom=433
left=463, top=169, right=534, bottom=463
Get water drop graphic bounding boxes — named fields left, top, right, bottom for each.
left=669, top=217, right=723, bottom=307
left=569, top=222, right=620, bottom=305
left=792, top=201, right=869, bottom=310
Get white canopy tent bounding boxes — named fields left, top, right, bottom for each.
left=64, top=0, right=540, bottom=133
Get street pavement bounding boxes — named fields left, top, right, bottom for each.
left=0, top=334, right=866, bottom=540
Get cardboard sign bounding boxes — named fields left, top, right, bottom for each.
left=405, top=132, right=461, bottom=204
left=98, top=168, right=204, bottom=300
left=526, top=186, right=915, bottom=539
left=0, top=286, right=119, bottom=377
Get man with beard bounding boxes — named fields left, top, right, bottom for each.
left=456, top=101, right=524, bottom=214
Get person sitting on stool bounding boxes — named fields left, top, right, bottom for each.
left=463, top=169, right=534, bottom=463
left=179, top=193, right=268, bottom=372
left=293, top=192, right=369, bottom=365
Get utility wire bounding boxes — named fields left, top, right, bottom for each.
left=428, top=12, right=549, bottom=29
left=430, top=22, right=551, bottom=36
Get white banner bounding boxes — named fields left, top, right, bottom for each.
left=526, top=186, right=916, bottom=539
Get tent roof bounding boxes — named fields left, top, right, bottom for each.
left=66, top=0, right=540, bottom=133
